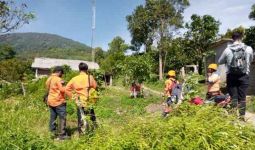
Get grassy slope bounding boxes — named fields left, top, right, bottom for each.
left=0, top=33, right=92, bottom=60
left=1, top=83, right=255, bottom=149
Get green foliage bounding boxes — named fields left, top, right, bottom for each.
left=244, top=26, right=255, bottom=49
left=145, top=80, right=164, bottom=92
left=249, top=4, right=255, bottom=20
left=165, top=37, right=192, bottom=71
left=0, top=58, right=33, bottom=82
left=0, top=82, right=22, bottom=100
left=0, top=95, right=55, bottom=149
left=127, top=0, right=190, bottom=79
left=89, top=69, right=105, bottom=90
left=0, top=44, right=16, bottom=60
left=126, top=5, right=153, bottom=51
left=183, top=73, right=205, bottom=100
left=1, top=75, right=255, bottom=149
left=101, top=36, right=128, bottom=76
left=0, top=33, right=92, bottom=60
left=122, top=54, right=153, bottom=82
left=94, top=47, right=105, bottom=64
left=185, top=14, right=220, bottom=74
left=18, top=48, right=92, bottom=61
left=127, top=0, right=190, bottom=52
left=223, top=26, right=245, bottom=39
left=0, top=1, right=35, bottom=33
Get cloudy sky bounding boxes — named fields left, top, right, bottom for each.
left=15, top=0, right=254, bottom=50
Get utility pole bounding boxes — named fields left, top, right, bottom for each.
left=91, top=0, right=96, bottom=62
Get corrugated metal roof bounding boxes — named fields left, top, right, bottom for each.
left=31, top=57, right=99, bottom=70
left=210, top=38, right=233, bottom=48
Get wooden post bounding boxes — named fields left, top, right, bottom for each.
left=21, top=82, right=26, bottom=96
left=35, top=68, right=38, bottom=78
left=110, top=75, right=112, bottom=86
left=104, top=73, right=107, bottom=86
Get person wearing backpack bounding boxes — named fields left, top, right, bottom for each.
left=65, top=62, right=97, bottom=134
left=218, top=32, right=254, bottom=120
left=206, top=64, right=221, bottom=99
left=45, top=66, right=69, bottom=140
left=163, top=70, right=180, bottom=116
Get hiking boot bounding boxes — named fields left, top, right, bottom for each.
left=239, top=116, right=246, bottom=122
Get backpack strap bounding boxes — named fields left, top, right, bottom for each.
left=87, top=72, right=91, bottom=101
left=170, top=79, right=177, bottom=89
left=167, top=79, right=176, bottom=94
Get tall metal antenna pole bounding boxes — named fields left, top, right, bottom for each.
left=91, top=0, right=96, bottom=62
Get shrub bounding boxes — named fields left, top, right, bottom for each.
left=0, top=82, right=22, bottom=100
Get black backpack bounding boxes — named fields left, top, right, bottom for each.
left=229, top=46, right=247, bottom=75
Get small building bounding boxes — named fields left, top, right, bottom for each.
left=180, top=65, right=199, bottom=78
left=208, top=39, right=255, bottom=95
left=31, top=57, right=99, bottom=78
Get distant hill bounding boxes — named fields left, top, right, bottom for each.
left=0, top=32, right=92, bottom=60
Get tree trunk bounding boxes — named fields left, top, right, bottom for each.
left=104, top=73, right=107, bottom=86
left=159, top=50, right=163, bottom=80
left=110, top=75, right=113, bottom=86
left=203, top=56, right=207, bottom=78
left=163, top=51, right=168, bottom=74
left=198, top=59, right=203, bottom=75
left=21, top=82, right=26, bottom=96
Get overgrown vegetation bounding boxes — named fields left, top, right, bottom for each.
left=0, top=33, right=93, bottom=60
left=1, top=1, right=255, bottom=149
left=1, top=76, right=255, bottom=149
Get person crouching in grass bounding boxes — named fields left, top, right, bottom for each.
left=206, top=64, right=221, bottom=99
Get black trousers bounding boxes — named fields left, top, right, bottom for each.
left=49, top=103, right=66, bottom=136
left=77, top=107, right=96, bottom=133
left=227, top=74, right=249, bottom=116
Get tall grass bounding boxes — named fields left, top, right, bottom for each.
left=1, top=76, right=255, bottom=149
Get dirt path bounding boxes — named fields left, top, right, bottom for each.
left=245, top=112, right=255, bottom=126
left=143, top=85, right=162, bottom=96
left=143, top=86, right=166, bottom=114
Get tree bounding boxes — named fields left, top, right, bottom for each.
left=101, top=36, right=128, bottom=77
left=0, top=0, right=35, bottom=33
left=0, top=58, right=32, bottom=82
left=243, top=26, right=255, bottom=49
left=127, top=0, right=189, bottom=80
left=126, top=5, right=153, bottom=52
left=94, top=47, right=105, bottom=64
left=249, top=4, right=255, bottom=20
left=223, top=26, right=245, bottom=39
left=164, top=37, right=191, bottom=71
left=123, top=54, right=153, bottom=82
left=185, top=14, right=220, bottom=74
left=0, top=44, right=16, bottom=61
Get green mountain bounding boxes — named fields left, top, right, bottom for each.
left=0, top=32, right=92, bottom=60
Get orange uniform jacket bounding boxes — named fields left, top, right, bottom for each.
left=65, top=72, right=97, bottom=107
left=164, top=78, right=178, bottom=97
left=46, top=74, right=65, bottom=107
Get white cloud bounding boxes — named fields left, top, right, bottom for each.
left=223, top=5, right=247, bottom=13
left=184, top=0, right=254, bottom=34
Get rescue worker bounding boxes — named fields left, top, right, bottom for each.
left=130, top=81, right=142, bottom=98
left=163, top=70, right=179, bottom=116
left=65, top=62, right=97, bottom=134
left=46, top=66, right=68, bottom=140
left=206, top=64, right=221, bottom=99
